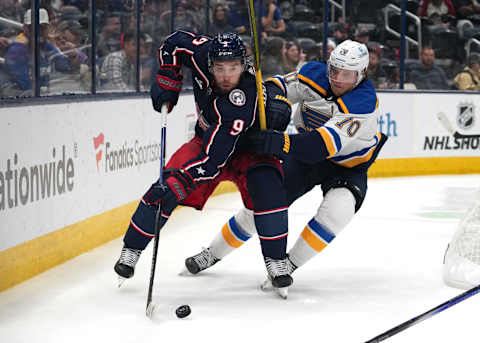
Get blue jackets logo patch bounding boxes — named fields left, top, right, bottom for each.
left=229, top=89, right=246, bottom=106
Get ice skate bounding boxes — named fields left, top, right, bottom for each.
left=114, top=246, right=142, bottom=287
left=183, top=247, right=220, bottom=275
left=261, top=256, right=294, bottom=299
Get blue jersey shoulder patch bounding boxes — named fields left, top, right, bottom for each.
left=337, top=78, right=378, bottom=114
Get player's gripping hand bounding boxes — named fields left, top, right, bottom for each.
left=265, top=82, right=292, bottom=131
left=246, top=130, right=290, bottom=160
left=143, top=168, right=196, bottom=212
left=151, top=67, right=183, bottom=113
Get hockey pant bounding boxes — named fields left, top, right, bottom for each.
left=122, top=135, right=288, bottom=259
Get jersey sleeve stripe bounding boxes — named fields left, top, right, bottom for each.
left=298, top=74, right=327, bottom=96
left=326, top=126, right=342, bottom=151
left=266, top=77, right=287, bottom=96
left=331, top=132, right=382, bottom=168
left=316, top=127, right=337, bottom=157
left=205, top=99, right=222, bottom=154
left=336, top=97, right=350, bottom=114
left=174, top=47, right=210, bottom=87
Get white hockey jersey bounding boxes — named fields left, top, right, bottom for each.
left=267, top=61, right=386, bottom=169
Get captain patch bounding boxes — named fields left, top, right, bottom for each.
left=229, top=89, right=246, bottom=106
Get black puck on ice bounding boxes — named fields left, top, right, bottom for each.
left=175, top=305, right=191, bottom=318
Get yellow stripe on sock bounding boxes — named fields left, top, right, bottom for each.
left=301, top=226, right=328, bottom=252
left=221, top=223, right=243, bottom=248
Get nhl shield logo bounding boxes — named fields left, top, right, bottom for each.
left=229, top=89, right=246, bottom=106
left=457, top=102, right=475, bottom=130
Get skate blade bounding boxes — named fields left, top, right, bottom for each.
left=117, top=276, right=127, bottom=288
left=146, top=302, right=156, bottom=318
left=275, top=287, right=288, bottom=299
left=178, top=267, right=195, bottom=276
left=260, top=278, right=288, bottom=299
left=261, top=278, right=273, bottom=291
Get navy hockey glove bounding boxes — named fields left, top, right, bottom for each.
left=151, top=67, right=183, bottom=113
left=143, top=168, right=196, bottom=212
left=246, top=130, right=290, bottom=159
left=265, top=81, right=292, bottom=131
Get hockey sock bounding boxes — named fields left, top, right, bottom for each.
left=123, top=200, right=173, bottom=250
left=210, top=216, right=252, bottom=259
left=288, top=218, right=336, bottom=268
left=247, top=166, right=288, bottom=260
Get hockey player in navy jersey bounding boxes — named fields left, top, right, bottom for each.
left=184, top=40, right=388, bottom=292
left=114, top=32, right=294, bottom=291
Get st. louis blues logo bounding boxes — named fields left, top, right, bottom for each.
left=457, top=101, right=475, bottom=130
left=229, top=89, right=246, bottom=106
left=339, top=48, right=349, bottom=56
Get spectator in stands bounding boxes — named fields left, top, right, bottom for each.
left=99, top=30, right=143, bottom=92
left=408, top=46, right=450, bottom=89
left=282, top=40, right=301, bottom=73
left=240, top=35, right=253, bottom=63
left=0, top=37, right=11, bottom=49
left=454, top=52, right=480, bottom=90
left=97, top=13, right=122, bottom=58
left=417, top=0, right=456, bottom=25
left=59, top=5, right=85, bottom=23
left=168, top=1, right=201, bottom=33
left=451, top=0, right=480, bottom=19
left=142, top=0, right=170, bottom=49
left=49, top=19, right=90, bottom=93
left=227, top=0, right=249, bottom=35
left=0, top=0, right=20, bottom=21
left=260, top=0, right=286, bottom=38
left=4, top=8, right=72, bottom=96
left=186, top=0, right=207, bottom=33
left=140, top=33, right=156, bottom=91
left=331, top=23, right=349, bottom=45
left=261, top=36, right=285, bottom=78
left=210, top=3, right=236, bottom=35
left=317, top=39, right=336, bottom=61
left=367, top=48, right=388, bottom=89
left=63, top=0, right=89, bottom=12
left=55, top=20, right=88, bottom=66
left=354, top=28, right=370, bottom=45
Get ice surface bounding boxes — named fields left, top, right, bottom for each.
left=1, top=174, right=480, bottom=343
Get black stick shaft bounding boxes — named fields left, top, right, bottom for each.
left=364, top=284, right=480, bottom=343
left=146, top=114, right=167, bottom=313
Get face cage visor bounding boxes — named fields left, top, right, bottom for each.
left=211, top=61, right=245, bottom=76
left=327, top=64, right=358, bottom=85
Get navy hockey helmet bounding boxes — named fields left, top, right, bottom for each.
left=208, top=33, right=247, bottom=71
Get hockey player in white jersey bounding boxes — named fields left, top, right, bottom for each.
left=184, top=40, right=388, bottom=295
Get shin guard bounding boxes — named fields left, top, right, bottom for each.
left=247, top=166, right=288, bottom=259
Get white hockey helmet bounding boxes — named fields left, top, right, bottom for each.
left=327, top=39, right=369, bottom=87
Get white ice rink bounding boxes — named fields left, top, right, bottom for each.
left=1, top=174, right=480, bottom=343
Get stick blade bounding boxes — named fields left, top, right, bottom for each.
left=437, top=112, right=456, bottom=135
left=146, top=302, right=156, bottom=318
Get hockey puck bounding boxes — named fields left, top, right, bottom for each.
left=175, top=305, right=191, bottom=318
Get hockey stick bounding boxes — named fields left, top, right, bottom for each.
left=437, top=112, right=480, bottom=139
left=246, top=0, right=267, bottom=130
left=363, top=284, right=480, bottom=342
left=146, top=111, right=167, bottom=318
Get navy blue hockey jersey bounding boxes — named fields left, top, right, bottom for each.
left=158, top=31, right=259, bottom=183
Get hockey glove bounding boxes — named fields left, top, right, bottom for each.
left=265, top=81, right=292, bottom=131
left=143, top=168, right=196, bottom=212
left=246, top=130, right=290, bottom=160
left=151, top=67, right=183, bottom=113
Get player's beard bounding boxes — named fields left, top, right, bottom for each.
left=216, top=83, right=234, bottom=94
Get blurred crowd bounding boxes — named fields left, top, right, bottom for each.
left=2, top=0, right=480, bottom=99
